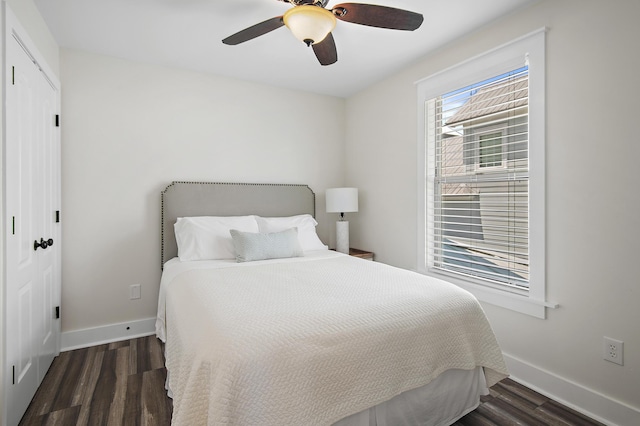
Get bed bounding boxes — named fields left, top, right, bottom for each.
left=156, top=181, right=508, bottom=426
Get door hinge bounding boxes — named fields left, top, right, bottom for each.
left=55, top=306, right=60, bottom=319
left=56, top=210, right=60, bottom=223
left=55, top=114, right=60, bottom=127
left=12, top=66, right=15, bottom=85
left=12, top=365, right=15, bottom=385
left=12, top=216, right=16, bottom=235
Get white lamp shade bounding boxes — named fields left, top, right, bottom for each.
left=283, top=5, right=336, bottom=46
left=326, top=188, right=358, bottom=213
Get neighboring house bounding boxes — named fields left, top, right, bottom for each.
left=436, top=73, right=529, bottom=286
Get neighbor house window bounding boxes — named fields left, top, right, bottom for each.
left=479, top=132, right=504, bottom=168
left=417, top=29, right=553, bottom=318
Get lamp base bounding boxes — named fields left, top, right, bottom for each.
left=336, top=221, right=349, bottom=254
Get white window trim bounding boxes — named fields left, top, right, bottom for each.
left=416, top=28, right=556, bottom=319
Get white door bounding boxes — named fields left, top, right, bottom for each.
left=34, top=53, right=60, bottom=378
left=5, top=29, right=61, bottom=426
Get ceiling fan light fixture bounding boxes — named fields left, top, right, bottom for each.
left=283, top=5, right=336, bottom=46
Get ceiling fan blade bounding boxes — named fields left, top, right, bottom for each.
left=312, top=33, right=338, bottom=66
left=222, top=16, right=285, bottom=45
left=331, top=3, right=423, bottom=31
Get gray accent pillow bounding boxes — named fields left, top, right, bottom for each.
left=230, top=228, right=303, bottom=263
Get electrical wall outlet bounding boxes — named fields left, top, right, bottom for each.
left=603, top=336, right=624, bottom=365
left=130, top=284, right=141, bottom=300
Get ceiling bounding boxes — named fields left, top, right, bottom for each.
left=34, top=0, right=536, bottom=98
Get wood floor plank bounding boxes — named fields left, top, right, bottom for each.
left=135, top=338, right=151, bottom=374
left=148, top=336, right=165, bottom=371
left=495, top=378, right=550, bottom=406
left=106, top=346, right=130, bottom=426
left=41, top=406, right=81, bottom=426
left=71, top=345, right=100, bottom=406
left=489, top=397, right=548, bottom=426
left=75, top=348, right=105, bottom=426
left=17, top=413, right=45, bottom=426
left=50, top=348, right=88, bottom=412
left=496, top=389, right=539, bottom=413
left=128, top=338, right=138, bottom=376
left=140, top=368, right=173, bottom=425
left=537, top=400, right=606, bottom=426
left=108, top=340, right=130, bottom=351
left=20, top=350, right=72, bottom=422
left=475, top=400, right=523, bottom=425
left=528, top=407, right=578, bottom=426
left=123, top=371, right=143, bottom=426
left=85, top=348, right=118, bottom=426
left=456, top=410, right=498, bottom=426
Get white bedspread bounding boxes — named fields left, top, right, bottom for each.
left=157, top=251, right=508, bottom=426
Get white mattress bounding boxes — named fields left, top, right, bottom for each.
left=156, top=251, right=508, bottom=426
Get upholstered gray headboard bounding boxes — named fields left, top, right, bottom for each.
left=161, top=181, right=316, bottom=267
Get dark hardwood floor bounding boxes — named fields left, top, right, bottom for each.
left=19, top=336, right=604, bottom=426
left=452, top=379, right=604, bottom=426
left=19, top=336, right=172, bottom=426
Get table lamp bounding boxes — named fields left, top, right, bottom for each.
left=326, top=187, right=358, bottom=254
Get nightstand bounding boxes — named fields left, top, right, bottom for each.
left=348, top=248, right=374, bottom=261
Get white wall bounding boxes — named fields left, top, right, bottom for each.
left=59, top=49, right=345, bottom=334
left=345, top=0, right=640, bottom=422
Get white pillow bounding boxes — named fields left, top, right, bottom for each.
left=256, top=214, right=328, bottom=251
left=174, top=216, right=259, bottom=261
left=230, top=228, right=303, bottom=262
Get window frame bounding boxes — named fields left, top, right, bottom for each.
left=416, top=28, right=554, bottom=319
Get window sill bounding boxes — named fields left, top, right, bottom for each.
left=422, top=270, right=558, bottom=319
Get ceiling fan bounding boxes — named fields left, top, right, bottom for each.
left=222, top=0, right=423, bottom=66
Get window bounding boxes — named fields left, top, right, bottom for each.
left=432, top=66, right=529, bottom=288
left=417, top=29, right=553, bottom=318
left=479, top=132, right=503, bottom=168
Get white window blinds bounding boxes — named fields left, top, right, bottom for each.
left=426, top=66, right=529, bottom=290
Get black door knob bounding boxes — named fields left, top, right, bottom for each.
left=34, top=238, right=53, bottom=251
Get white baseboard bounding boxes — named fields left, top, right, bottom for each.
left=504, top=353, right=640, bottom=426
left=61, top=317, right=156, bottom=351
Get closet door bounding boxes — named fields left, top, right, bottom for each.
left=5, top=30, right=61, bottom=426
left=35, top=56, right=60, bottom=378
